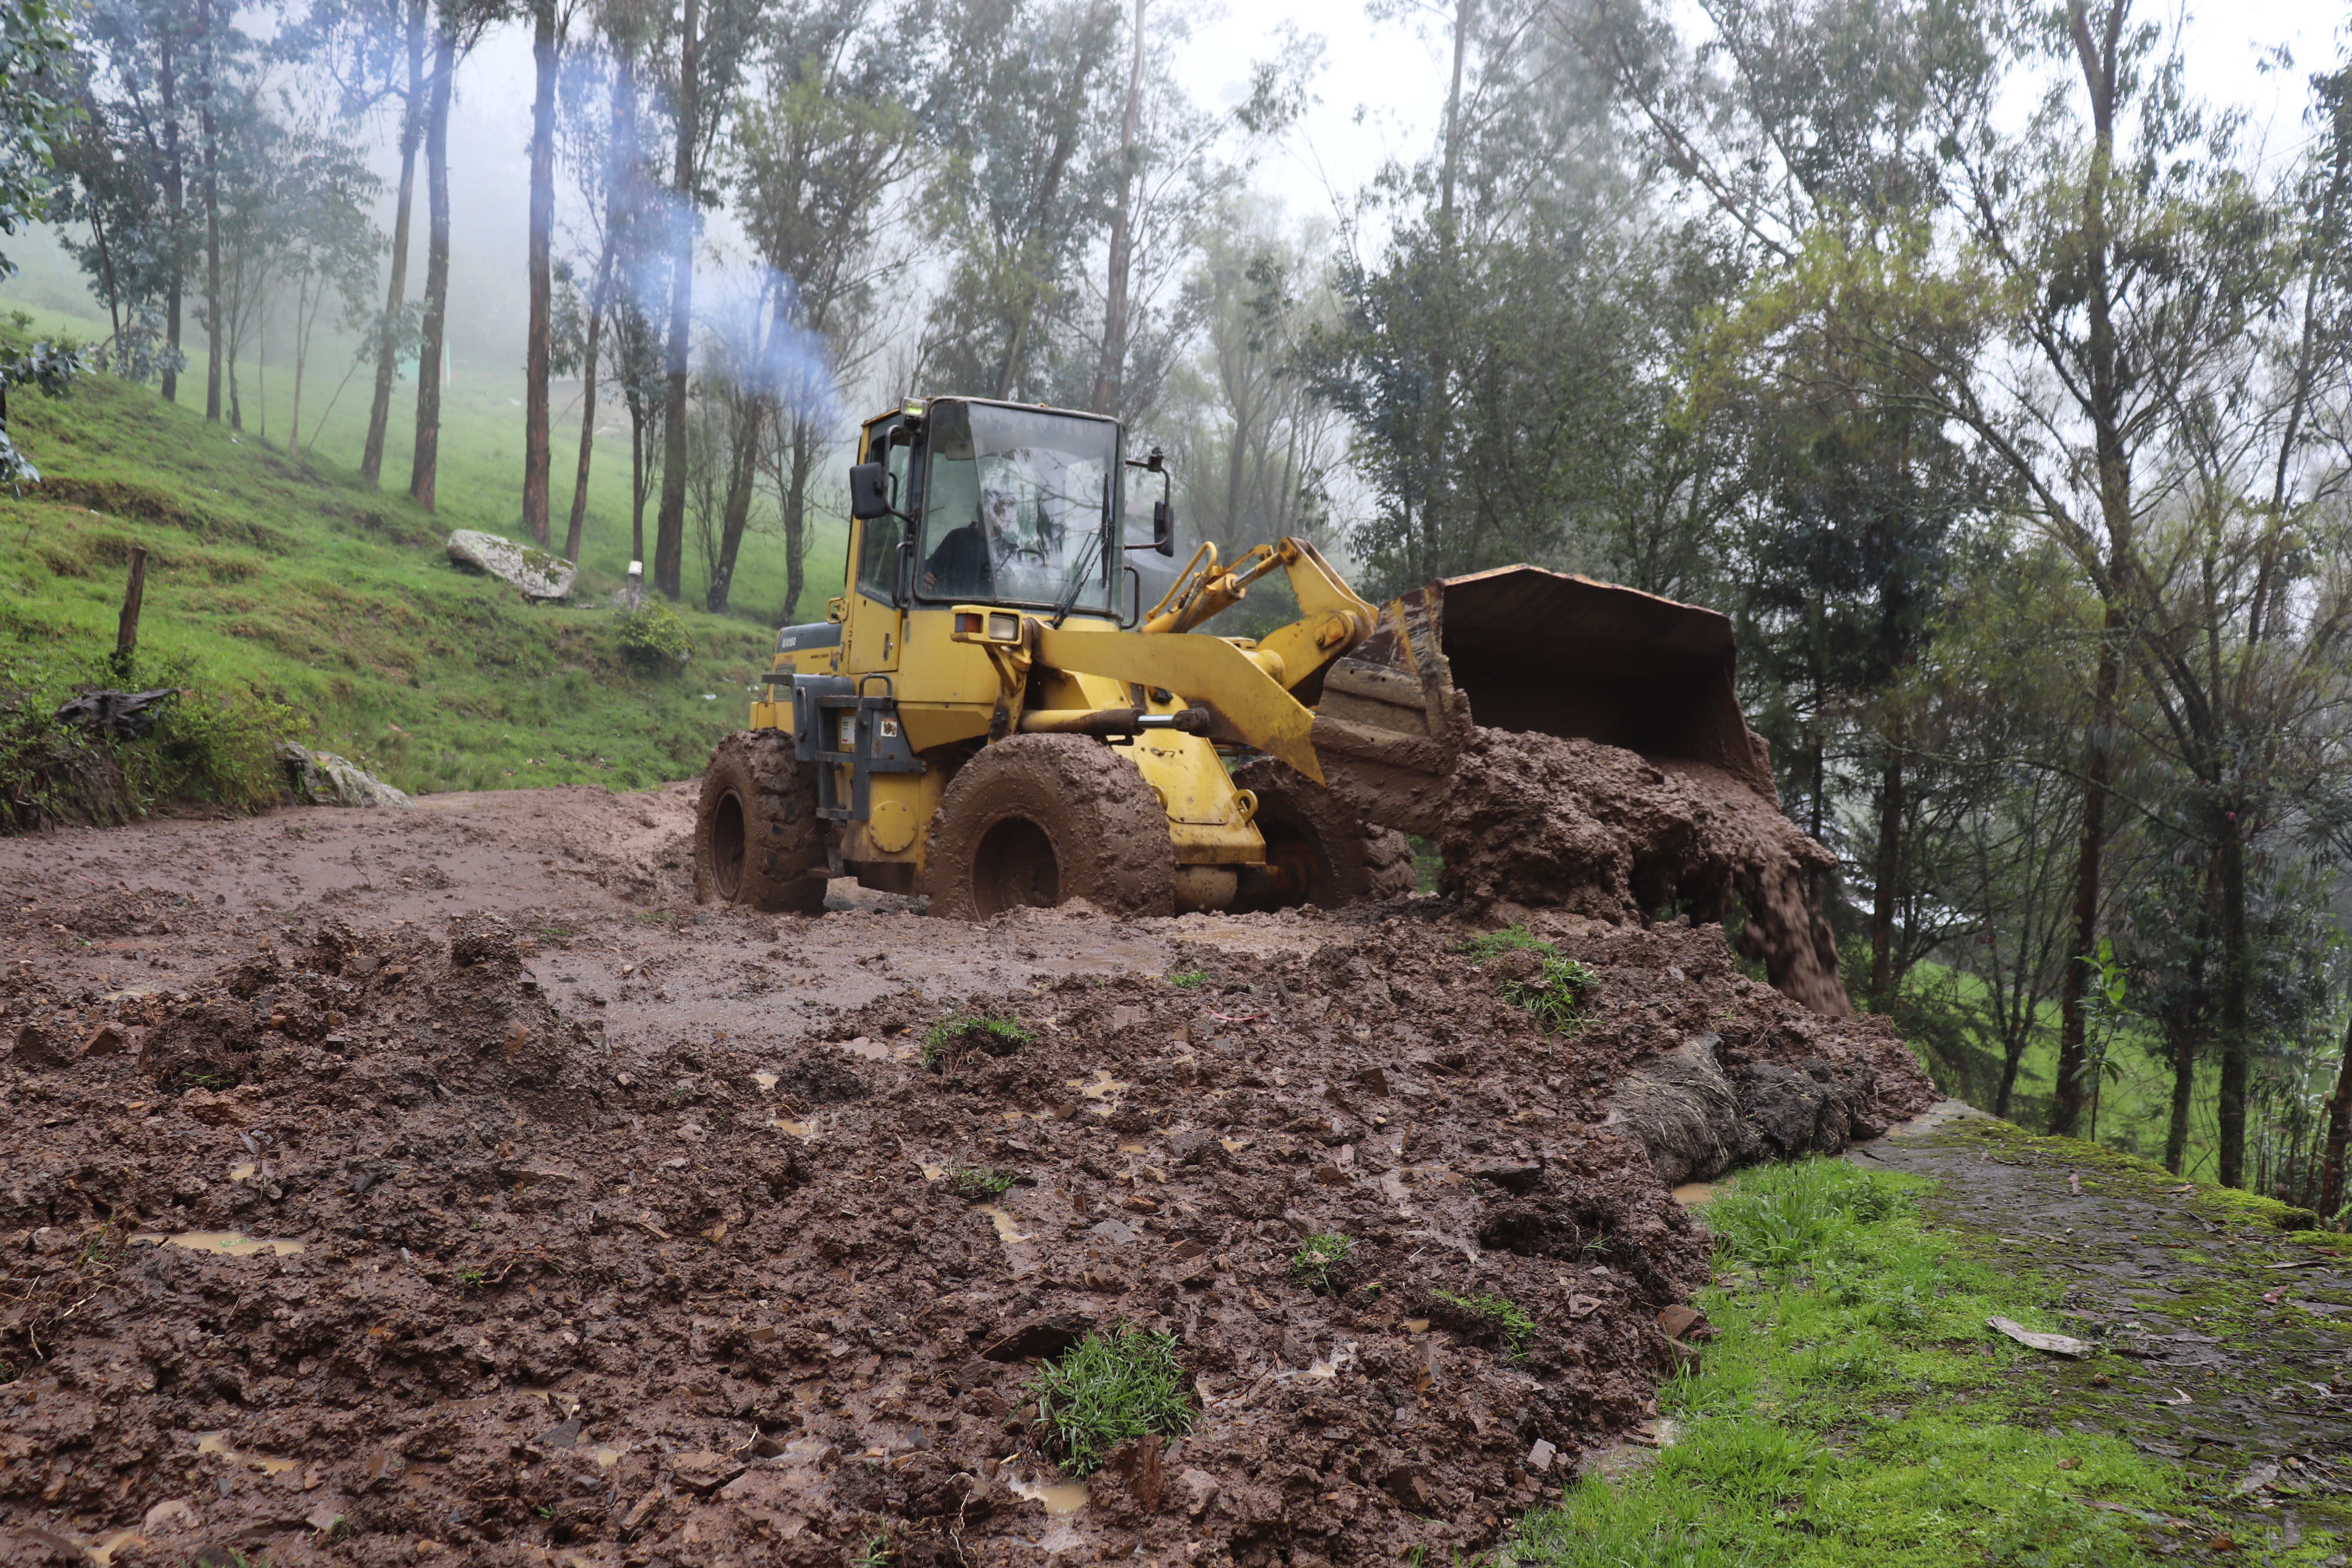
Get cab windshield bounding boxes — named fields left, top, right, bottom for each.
left=917, top=401, right=1118, bottom=613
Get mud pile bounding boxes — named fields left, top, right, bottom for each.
left=1435, top=728, right=1853, bottom=1017
left=2, top=909, right=1930, bottom=1567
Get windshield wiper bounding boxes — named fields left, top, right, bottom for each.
left=1050, top=476, right=1111, bottom=628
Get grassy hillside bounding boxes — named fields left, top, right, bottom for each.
left=0, top=325, right=799, bottom=800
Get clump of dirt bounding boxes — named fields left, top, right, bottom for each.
left=1, top=907, right=1931, bottom=1567
left=1435, top=729, right=1852, bottom=1017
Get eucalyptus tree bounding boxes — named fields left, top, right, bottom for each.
left=914, top=0, right=1124, bottom=403
left=729, top=0, right=919, bottom=618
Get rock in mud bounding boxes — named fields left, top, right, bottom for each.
left=277, top=742, right=413, bottom=809
left=1435, top=728, right=1851, bottom=1016
left=445, top=527, right=577, bottom=600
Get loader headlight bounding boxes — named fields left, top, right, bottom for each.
left=988, top=613, right=1020, bottom=641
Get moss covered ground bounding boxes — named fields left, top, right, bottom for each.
left=1508, top=1130, right=2350, bottom=1567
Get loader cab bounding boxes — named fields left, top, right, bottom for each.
left=846, top=397, right=1127, bottom=625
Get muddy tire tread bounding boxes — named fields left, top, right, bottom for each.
left=1232, top=756, right=1418, bottom=911
left=924, top=734, right=1176, bottom=919
left=694, top=729, right=827, bottom=914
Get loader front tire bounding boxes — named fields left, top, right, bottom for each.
left=1231, top=757, right=1417, bottom=912
left=925, top=735, right=1176, bottom=919
left=695, top=730, right=827, bottom=914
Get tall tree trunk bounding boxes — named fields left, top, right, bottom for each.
left=2056, top=0, right=2130, bottom=1139
left=706, top=395, right=760, bottom=612
left=630, top=396, right=647, bottom=566
left=2320, top=1004, right=2351, bottom=1222
left=1994, top=1032, right=2026, bottom=1122
left=779, top=417, right=814, bottom=623
left=1867, top=718, right=1904, bottom=1012
left=160, top=28, right=181, bottom=404
left=564, top=245, right=612, bottom=564
left=200, top=0, right=221, bottom=424
left=566, top=59, right=634, bottom=565
left=1091, top=0, right=1146, bottom=416
left=2054, top=625, right=2116, bottom=1136
left=653, top=0, right=700, bottom=600
left=2162, top=864, right=2214, bottom=1174
left=2216, top=811, right=2252, bottom=1188
left=362, top=0, right=425, bottom=485
left=409, top=28, right=455, bottom=510
left=522, top=0, right=558, bottom=547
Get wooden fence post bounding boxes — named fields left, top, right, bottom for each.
left=113, top=545, right=147, bottom=678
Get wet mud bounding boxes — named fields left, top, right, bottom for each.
left=1434, top=729, right=1853, bottom=1017
left=1, top=787, right=1932, bottom=1566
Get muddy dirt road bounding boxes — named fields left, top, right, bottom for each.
left=2, top=787, right=1934, bottom=1567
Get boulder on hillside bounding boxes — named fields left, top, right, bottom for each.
left=278, top=743, right=413, bottom=809
left=446, top=529, right=576, bottom=600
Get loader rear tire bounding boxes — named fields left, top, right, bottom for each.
left=1231, top=757, right=1417, bottom=912
left=925, top=735, right=1176, bottom=919
left=695, top=730, right=827, bottom=914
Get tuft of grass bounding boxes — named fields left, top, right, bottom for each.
left=1167, top=969, right=1207, bottom=988
left=1290, top=1231, right=1353, bottom=1293
left=922, top=1014, right=1031, bottom=1071
left=1504, top=952, right=1599, bottom=1034
left=1704, top=1156, right=1910, bottom=1280
left=1429, top=1287, right=1537, bottom=1358
left=1459, top=923, right=1554, bottom=961
left=940, top=1164, right=1016, bottom=1201
left=851, top=1530, right=893, bottom=1567
left=1462, top=925, right=1599, bottom=1034
left=1025, top=1324, right=1194, bottom=1476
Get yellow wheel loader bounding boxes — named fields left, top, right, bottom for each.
left=694, top=394, right=1775, bottom=919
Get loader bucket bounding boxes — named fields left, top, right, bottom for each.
left=1312, top=565, right=1776, bottom=835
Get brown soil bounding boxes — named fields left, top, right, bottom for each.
left=0, top=784, right=1930, bottom=1566
left=1435, top=729, right=1853, bottom=1017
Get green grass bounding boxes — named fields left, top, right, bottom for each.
left=938, top=1164, right=1016, bottom=1201
left=1290, top=1231, right=1353, bottom=1293
left=0, top=325, right=789, bottom=799
left=1025, top=1324, right=1194, bottom=1476
left=1168, top=969, right=1207, bottom=987
left=1509, top=1158, right=2336, bottom=1567
left=1430, top=1287, right=1538, bottom=1358
left=0, top=248, right=861, bottom=805
left=1465, top=926, right=1600, bottom=1035
left=920, top=1015, right=1031, bottom=1071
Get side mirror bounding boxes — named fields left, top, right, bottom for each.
left=1152, top=498, right=1174, bottom=556
left=848, top=461, right=890, bottom=520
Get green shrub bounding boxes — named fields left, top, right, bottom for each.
left=1025, top=1324, right=1193, bottom=1476
left=0, top=648, right=290, bottom=828
left=1168, top=969, right=1207, bottom=987
left=616, top=603, right=692, bottom=671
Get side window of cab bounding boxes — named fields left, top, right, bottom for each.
left=855, top=422, right=917, bottom=601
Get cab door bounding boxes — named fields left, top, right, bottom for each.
left=842, top=421, right=914, bottom=675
